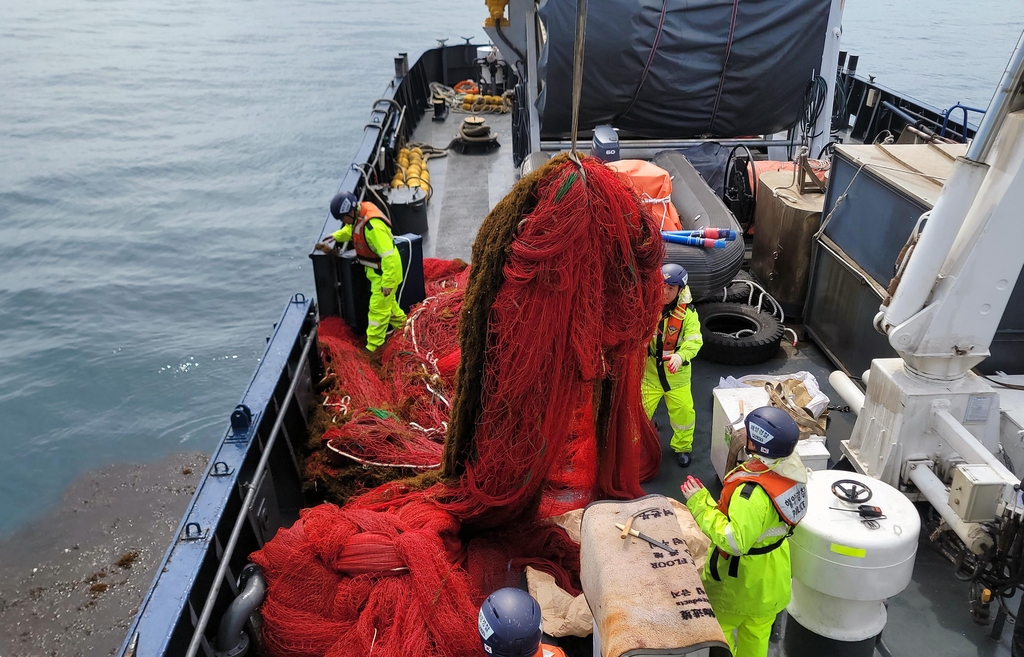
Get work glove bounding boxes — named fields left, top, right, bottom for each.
left=680, top=475, right=704, bottom=501
left=663, top=353, right=685, bottom=374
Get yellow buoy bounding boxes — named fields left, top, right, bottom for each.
left=410, top=147, right=423, bottom=156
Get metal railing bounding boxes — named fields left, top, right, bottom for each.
left=940, top=103, right=986, bottom=141
left=184, top=326, right=318, bottom=657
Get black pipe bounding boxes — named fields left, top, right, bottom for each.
left=1013, top=592, right=1024, bottom=656
left=880, top=100, right=918, bottom=126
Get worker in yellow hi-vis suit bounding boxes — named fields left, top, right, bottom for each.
left=642, top=263, right=702, bottom=467
left=681, top=407, right=807, bottom=657
left=325, top=191, right=406, bottom=352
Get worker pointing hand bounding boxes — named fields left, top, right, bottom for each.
left=685, top=407, right=807, bottom=657
left=680, top=475, right=703, bottom=500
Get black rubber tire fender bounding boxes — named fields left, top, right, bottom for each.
left=716, top=271, right=756, bottom=304
left=696, top=302, right=784, bottom=366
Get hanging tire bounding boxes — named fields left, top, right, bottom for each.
left=696, top=302, right=784, bottom=366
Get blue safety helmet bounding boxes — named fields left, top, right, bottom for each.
left=662, top=263, right=689, bottom=287
left=330, top=191, right=359, bottom=221
left=478, top=588, right=542, bottom=657
left=745, top=406, right=800, bottom=459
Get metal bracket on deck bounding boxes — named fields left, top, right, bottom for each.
left=209, top=461, right=234, bottom=478
left=180, top=522, right=208, bottom=542
left=226, top=405, right=257, bottom=444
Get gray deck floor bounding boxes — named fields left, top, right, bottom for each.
left=408, top=110, right=516, bottom=261
left=645, top=338, right=1017, bottom=657
left=410, top=114, right=1016, bottom=655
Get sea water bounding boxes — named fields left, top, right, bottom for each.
left=1, top=0, right=1021, bottom=536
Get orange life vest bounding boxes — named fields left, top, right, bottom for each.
left=352, top=201, right=392, bottom=270
left=650, top=303, right=688, bottom=359
left=718, top=459, right=807, bottom=528
left=661, top=303, right=688, bottom=357
left=709, top=459, right=806, bottom=581
left=534, top=645, right=567, bottom=657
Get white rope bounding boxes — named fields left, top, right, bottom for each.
left=720, top=278, right=786, bottom=324
left=327, top=444, right=440, bottom=470
left=639, top=192, right=672, bottom=230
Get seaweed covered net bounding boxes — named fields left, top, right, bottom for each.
left=252, top=156, right=665, bottom=656
left=440, top=155, right=665, bottom=526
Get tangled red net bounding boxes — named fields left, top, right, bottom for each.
left=252, top=156, right=665, bottom=656
left=323, top=410, right=443, bottom=470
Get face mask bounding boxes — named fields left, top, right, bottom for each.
left=756, top=453, right=808, bottom=483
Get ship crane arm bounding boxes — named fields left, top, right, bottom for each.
left=877, top=30, right=1024, bottom=381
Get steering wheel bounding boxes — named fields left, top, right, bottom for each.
left=831, top=479, right=873, bottom=504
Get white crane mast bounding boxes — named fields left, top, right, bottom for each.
left=839, top=30, right=1024, bottom=555
left=878, top=32, right=1024, bottom=380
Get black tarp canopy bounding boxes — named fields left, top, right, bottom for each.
left=537, top=0, right=833, bottom=139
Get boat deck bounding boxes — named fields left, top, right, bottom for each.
left=654, top=341, right=1019, bottom=657
left=407, top=110, right=1018, bottom=657
left=410, top=111, right=515, bottom=261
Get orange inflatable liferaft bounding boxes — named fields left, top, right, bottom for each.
left=606, top=159, right=682, bottom=231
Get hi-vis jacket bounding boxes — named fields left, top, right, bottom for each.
left=646, top=302, right=702, bottom=391
left=685, top=460, right=807, bottom=617
left=332, top=201, right=403, bottom=288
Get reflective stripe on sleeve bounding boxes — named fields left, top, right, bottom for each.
left=723, top=525, right=742, bottom=556
left=755, top=525, right=789, bottom=543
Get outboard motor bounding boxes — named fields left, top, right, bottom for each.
left=591, top=125, right=620, bottom=162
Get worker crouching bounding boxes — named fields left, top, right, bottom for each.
left=642, top=263, right=702, bottom=467
left=325, top=191, right=407, bottom=352
left=680, top=407, right=807, bottom=657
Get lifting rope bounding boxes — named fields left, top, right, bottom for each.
left=568, top=0, right=588, bottom=174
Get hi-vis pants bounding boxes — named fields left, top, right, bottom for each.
left=641, top=357, right=695, bottom=453
left=365, top=269, right=406, bottom=351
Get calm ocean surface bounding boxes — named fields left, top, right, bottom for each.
left=1, top=0, right=1021, bottom=536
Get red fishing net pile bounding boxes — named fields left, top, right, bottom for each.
left=252, top=156, right=665, bottom=656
